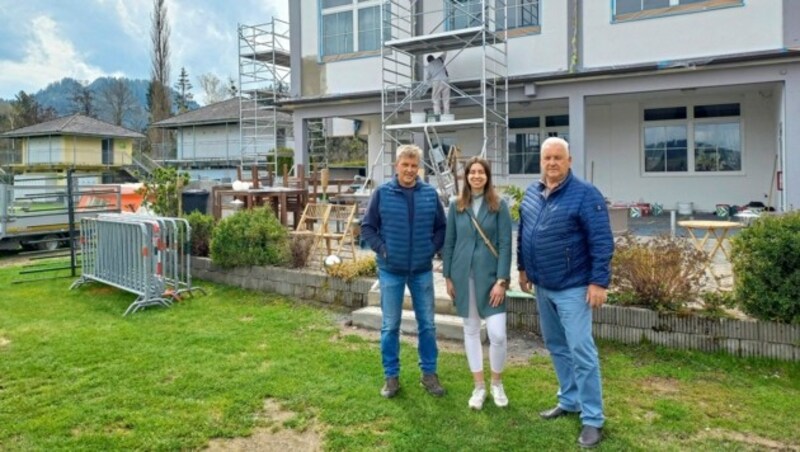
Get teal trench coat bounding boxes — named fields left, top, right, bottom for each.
left=442, top=198, right=512, bottom=318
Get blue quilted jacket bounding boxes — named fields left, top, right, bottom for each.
left=517, top=171, right=614, bottom=290
left=361, top=176, right=446, bottom=275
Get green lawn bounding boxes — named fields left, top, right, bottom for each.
left=0, top=264, right=798, bottom=451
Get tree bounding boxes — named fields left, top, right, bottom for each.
left=8, top=91, right=55, bottom=129
left=148, top=0, right=172, bottom=152
left=70, top=80, right=95, bottom=117
left=196, top=73, right=231, bottom=105
left=100, top=77, right=137, bottom=126
left=227, top=76, right=238, bottom=98
left=173, top=67, right=193, bottom=113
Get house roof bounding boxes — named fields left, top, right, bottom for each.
left=2, top=114, right=146, bottom=139
left=150, top=97, right=292, bottom=128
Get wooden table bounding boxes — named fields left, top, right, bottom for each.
left=678, top=220, right=742, bottom=277
left=213, top=187, right=307, bottom=228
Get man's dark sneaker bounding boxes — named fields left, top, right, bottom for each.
left=381, top=377, right=400, bottom=398
left=539, top=405, right=579, bottom=420
left=420, top=373, right=446, bottom=397
left=578, top=425, right=603, bottom=448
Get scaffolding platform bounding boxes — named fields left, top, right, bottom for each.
left=386, top=27, right=504, bottom=55
left=385, top=118, right=485, bottom=131
left=241, top=49, right=291, bottom=68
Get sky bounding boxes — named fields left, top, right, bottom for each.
left=0, top=0, right=289, bottom=104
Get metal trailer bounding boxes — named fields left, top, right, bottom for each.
left=0, top=177, right=121, bottom=251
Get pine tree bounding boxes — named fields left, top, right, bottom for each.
left=174, top=67, right=193, bottom=113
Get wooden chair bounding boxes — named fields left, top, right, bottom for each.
left=321, top=204, right=358, bottom=263
left=290, top=202, right=331, bottom=268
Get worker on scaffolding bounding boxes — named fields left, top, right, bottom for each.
left=426, top=51, right=450, bottom=118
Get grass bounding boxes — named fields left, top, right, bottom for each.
left=0, top=264, right=798, bottom=451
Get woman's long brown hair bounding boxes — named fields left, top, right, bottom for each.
left=456, top=157, right=500, bottom=213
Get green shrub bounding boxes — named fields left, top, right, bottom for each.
left=610, top=234, right=706, bottom=312
left=502, top=185, right=524, bottom=221
left=730, top=212, right=800, bottom=324
left=210, top=207, right=289, bottom=268
left=185, top=211, right=215, bottom=257
left=325, top=256, right=377, bottom=282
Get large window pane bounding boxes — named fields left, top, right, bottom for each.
left=497, top=0, right=539, bottom=30
left=509, top=132, right=540, bottom=174
left=322, top=11, right=353, bottom=56
left=616, top=0, right=669, bottom=14
left=358, top=6, right=381, bottom=51
left=644, top=125, right=687, bottom=172
left=694, top=122, right=741, bottom=171
left=448, top=0, right=482, bottom=30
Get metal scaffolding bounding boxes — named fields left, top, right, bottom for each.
left=238, top=18, right=294, bottom=175
left=365, top=0, right=508, bottom=200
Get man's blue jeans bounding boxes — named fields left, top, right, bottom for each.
left=536, top=285, right=605, bottom=428
left=379, top=269, right=438, bottom=378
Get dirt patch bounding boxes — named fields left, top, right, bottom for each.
left=0, top=251, right=30, bottom=268
left=205, top=399, right=323, bottom=452
left=697, top=428, right=799, bottom=451
left=642, top=376, right=681, bottom=395
left=335, top=318, right=547, bottom=365
left=0, top=337, right=10, bottom=348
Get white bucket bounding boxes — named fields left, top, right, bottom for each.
left=410, top=112, right=426, bottom=123
left=676, top=201, right=693, bottom=216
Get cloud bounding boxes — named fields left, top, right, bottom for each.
left=0, top=15, right=110, bottom=97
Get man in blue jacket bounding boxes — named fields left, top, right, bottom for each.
left=361, top=144, right=447, bottom=398
left=518, top=137, right=614, bottom=448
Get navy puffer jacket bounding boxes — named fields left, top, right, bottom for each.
left=360, top=176, right=446, bottom=275
left=517, top=171, right=614, bottom=290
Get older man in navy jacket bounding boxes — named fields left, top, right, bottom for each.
left=518, top=137, right=614, bottom=449
left=361, top=144, right=447, bottom=399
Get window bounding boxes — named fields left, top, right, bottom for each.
left=613, top=0, right=743, bottom=22
left=320, top=0, right=387, bottom=57
left=508, top=115, right=570, bottom=175
left=642, top=103, right=741, bottom=174
left=446, top=0, right=483, bottom=30
left=497, top=0, right=540, bottom=30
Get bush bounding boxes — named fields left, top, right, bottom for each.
left=730, top=212, right=800, bottom=324
left=325, top=256, right=377, bottom=282
left=288, top=235, right=314, bottom=268
left=610, top=233, right=706, bottom=312
left=502, top=185, right=524, bottom=222
left=210, top=207, right=289, bottom=268
left=185, top=211, right=215, bottom=257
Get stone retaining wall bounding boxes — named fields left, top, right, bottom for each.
left=191, top=258, right=799, bottom=361
left=507, top=297, right=799, bottom=361
left=192, top=257, right=373, bottom=309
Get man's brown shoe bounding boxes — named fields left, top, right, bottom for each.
left=381, top=377, right=399, bottom=398
left=539, top=406, right=579, bottom=420
left=420, top=373, right=446, bottom=397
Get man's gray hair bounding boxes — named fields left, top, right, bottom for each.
left=542, top=137, right=570, bottom=156
left=396, top=144, right=422, bottom=161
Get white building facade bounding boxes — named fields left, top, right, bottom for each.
left=285, top=0, right=800, bottom=212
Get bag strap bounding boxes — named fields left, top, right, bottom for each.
left=466, top=209, right=498, bottom=258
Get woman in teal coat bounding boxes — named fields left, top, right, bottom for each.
left=442, top=157, right=512, bottom=410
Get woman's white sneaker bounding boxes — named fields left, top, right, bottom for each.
left=468, top=387, right=487, bottom=410
left=491, top=383, right=508, bottom=407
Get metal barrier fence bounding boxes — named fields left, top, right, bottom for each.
left=70, top=214, right=204, bottom=316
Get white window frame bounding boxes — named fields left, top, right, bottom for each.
left=507, top=114, right=570, bottom=175
left=641, top=102, right=743, bottom=176
left=320, top=0, right=384, bottom=58
left=613, top=0, right=743, bottom=22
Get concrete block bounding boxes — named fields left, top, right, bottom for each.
left=758, top=321, right=800, bottom=345
left=617, top=307, right=657, bottom=328
left=720, top=318, right=759, bottom=341
left=351, top=306, right=484, bottom=342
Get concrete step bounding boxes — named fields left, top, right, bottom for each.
left=367, top=287, right=458, bottom=315
left=352, top=306, right=485, bottom=342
